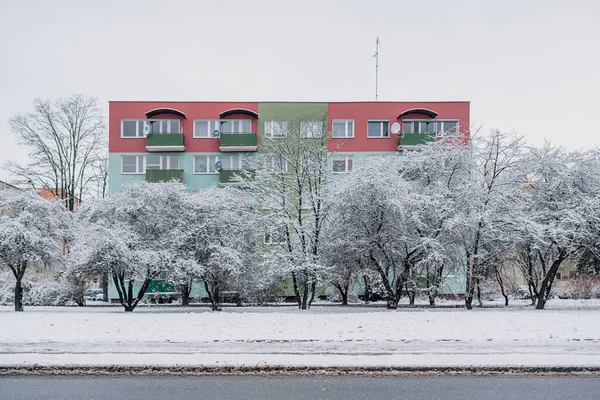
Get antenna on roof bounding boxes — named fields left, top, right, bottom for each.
left=373, top=37, right=381, bottom=101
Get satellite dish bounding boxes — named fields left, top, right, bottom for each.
left=391, top=122, right=401, bottom=135
left=143, top=124, right=151, bottom=135
left=212, top=129, right=220, bottom=139
left=215, top=161, right=222, bottom=171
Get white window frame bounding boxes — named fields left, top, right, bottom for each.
left=332, top=155, right=354, bottom=173
left=302, top=153, right=323, bottom=173
left=436, top=120, right=459, bottom=137
left=145, top=155, right=180, bottom=171
left=193, top=120, right=221, bottom=138
left=264, top=226, right=286, bottom=245
left=402, top=119, right=459, bottom=137
left=332, top=119, right=354, bottom=138
left=264, top=120, right=288, bottom=138
left=193, top=155, right=219, bottom=174
left=264, top=154, right=288, bottom=173
left=147, top=119, right=181, bottom=134
left=300, top=120, right=323, bottom=138
left=367, top=120, right=390, bottom=138
left=217, top=155, right=254, bottom=171
left=220, top=119, right=252, bottom=134
left=402, top=120, right=436, bottom=134
left=121, top=120, right=146, bottom=138
left=122, top=155, right=180, bottom=174
left=121, top=155, right=145, bottom=174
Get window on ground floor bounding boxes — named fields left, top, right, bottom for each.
left=121, top=155, right=179, bottom=174
left=194, top=155, right=255, bottom=174
left=265, top=225, right=286, bottom=244
left=146, top=155, right=180, bottom=170
left=332, top=155, right=353, bottom=173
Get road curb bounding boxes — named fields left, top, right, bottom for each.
left=2, top=365, right=600, bottom=377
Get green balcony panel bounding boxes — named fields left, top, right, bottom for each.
left=219, top=133, right=258, bottom=152
left=146, top=134, right=185, bottom=151
left=146, top=169, right=184, bottom=183
left=219, top=169, right=255, bottom=184
left=398, top=133, right=436, bottom=148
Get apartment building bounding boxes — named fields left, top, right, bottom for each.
left=108, top=101, right=470, bottom=300
left=109, top=101, right=469, bottom=191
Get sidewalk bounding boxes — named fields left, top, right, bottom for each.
left=1, top=304, right=599, bottom=369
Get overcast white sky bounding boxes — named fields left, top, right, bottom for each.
left=0, top=0, right=598, bottom=182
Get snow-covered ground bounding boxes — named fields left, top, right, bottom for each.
left=1, top=301, right=599, bottom=368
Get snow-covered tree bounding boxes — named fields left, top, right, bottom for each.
left=321, top=210, right=368, bottom=305
left=398, top=143, right=470, bottom=306
left=326, top=156, right=411, bottom=309
left=513, top=145, right=600, bottom=309
left=171, top=186, right=258, bottom=310
left=243, top=115, right=332, bottom=309
left=7, top=95, right=106, bottom=212
left=69, top=181, right=190, bottom=311
left=0, top=190, right=69, bottom=311
left=438, top=131, right=526, bottom=309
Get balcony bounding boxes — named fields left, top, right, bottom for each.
left=219, top=133, right=257, bottom=152
left=146, top=134, right=185, bottom=152
left=398, top=133, right=435, bottom=150
left=219, top=169, right=255, bottom=185
left=146, top=169, right=184, bottom=183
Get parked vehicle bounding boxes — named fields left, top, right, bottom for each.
left=85, top=290, right=104, bottom=302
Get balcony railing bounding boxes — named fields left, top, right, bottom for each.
left=146, top=169, right=184, bottom=183
left=219, top=169, right=255, bottom=184
left=398, top=133, right=435, bottom=149
left=219, top=133, right=258, bottom=152
left=146, top=133, right=185, bottom=152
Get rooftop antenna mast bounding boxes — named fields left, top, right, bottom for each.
left=374, top=37, right=381, bottom=101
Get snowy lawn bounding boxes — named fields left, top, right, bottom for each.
left=1, top=301, right=599, bottom=368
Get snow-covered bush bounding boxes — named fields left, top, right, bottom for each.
left=0, top=272, right=73, bottom=306
left=554, top=276, right=600, bottom=299
left=0, top=189, right=70, bottom=311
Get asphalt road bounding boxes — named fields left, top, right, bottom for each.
left=1, top=375, right=600, bottom=400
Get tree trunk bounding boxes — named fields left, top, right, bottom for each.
left=341, top=291, right=348, bottom=306
left=333, top=283, right=349, bottom=306
left=101, top=272, right=109, bottom=302
left=495, top=268, right=509, bottom=307
left=429, top=294, right=435, bottom=306
left=291, top=271, right=302, bottom=309
left=212, top=285, right=221, bottom=311
left=181, top=281, right=191, bottom=306
left=465, top=254, right=475, bottom=310
left=465, top=295, right=474, bottom=310
left=308, top=281, right=317, bottom=308
left=113, top=273, right=151, bottom=312
left=301, top=280, right=309, bottom=310
left=527, top=282, right=536, bottom=306
left=535, top=255, right=566, bottom=310
left=476, top=277, right=483, bottom=307
left=386, top=299, right=398, bottom=309
left=204, top=280, right=221, bottom=311
left=363, top=275, right=371, bottom=304
left=408, top=287, right=416, bottom=307
left=14, top=276, right=24, bottom=312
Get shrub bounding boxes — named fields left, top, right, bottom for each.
left=554, top=275, right=600, bottom=299
left=0, top=272, right=75, bottom=306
